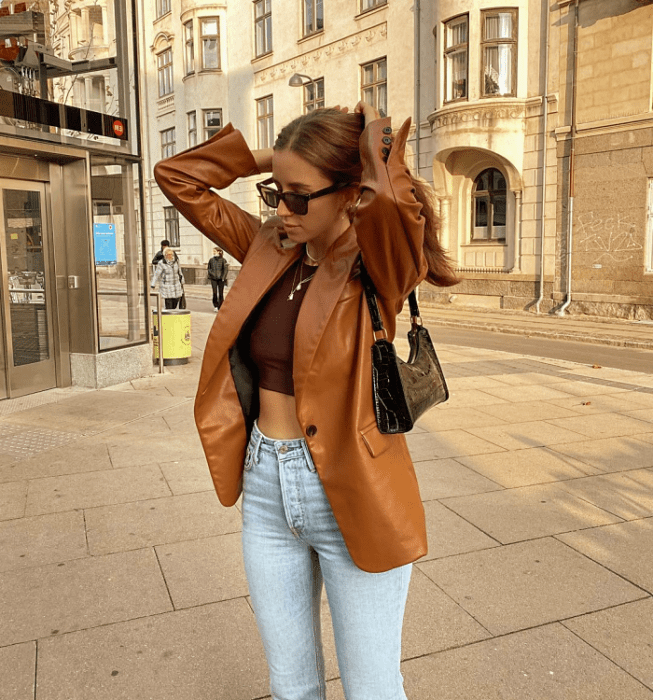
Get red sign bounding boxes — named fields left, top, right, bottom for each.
left=112, top=120, right=125, bottom=138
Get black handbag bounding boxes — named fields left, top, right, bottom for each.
left=360, top=263, right=449, bottom=434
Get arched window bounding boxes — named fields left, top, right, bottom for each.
left=472, top=168, right=506, bottom=241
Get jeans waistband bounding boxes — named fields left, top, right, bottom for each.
left=249, top=421, right=314, bottom=469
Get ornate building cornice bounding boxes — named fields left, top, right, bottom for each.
left=429, top=100, right=528, bottom=130
left=254, top=23, right=387, bottom=86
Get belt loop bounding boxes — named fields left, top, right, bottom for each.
left=252, top=423, right=264, bottom=465
left=302, top=441, right=316, bottom=472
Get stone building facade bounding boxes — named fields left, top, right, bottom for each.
left=421, top=0, right=653, bottom=319
left=137, top=0, right=415, bottom=280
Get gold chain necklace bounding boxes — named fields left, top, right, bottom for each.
left=287, top=258, right=315, bottom=301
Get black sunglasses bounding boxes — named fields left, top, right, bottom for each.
left=256, top=177, right=350, bottom=216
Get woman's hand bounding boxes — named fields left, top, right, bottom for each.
left=353, top=101, right=380, bottom=128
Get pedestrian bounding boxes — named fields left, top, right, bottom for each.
left=151, top=239, right=177, bottom=266
left=150, top=247, right=185, bottom=309
left=207, top=247, right=229, bottom=310
left=154, top=101, right=457, bottom=699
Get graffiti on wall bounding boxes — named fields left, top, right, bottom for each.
left=575, top=212, right=643, bottom=263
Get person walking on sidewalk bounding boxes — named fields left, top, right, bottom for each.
left=151, top=239, right=178, bottom=266
left=207, top=247, right=229, bottom=310
left=151, top=247, right=185, bottom=309
left=154, top=101, right=457, bottom=700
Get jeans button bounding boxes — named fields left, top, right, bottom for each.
left=279, top=445, right=289, bottom=454
left=306, top=425, right=317, bottom=437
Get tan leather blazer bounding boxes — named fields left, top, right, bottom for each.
left=154, top=117, right=428, bottom=573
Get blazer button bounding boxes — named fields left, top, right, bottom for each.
left=382, top=126, right=392, bottom=134
left=381, top=147, right=390, bottom=156
left=306, top=425, right=318, bottom=437
left=382, top=136, right=393, bottom=145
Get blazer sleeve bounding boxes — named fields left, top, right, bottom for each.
left=153, top=124, right=262, bottom=264
left=354, top=117, right=428, bottom=307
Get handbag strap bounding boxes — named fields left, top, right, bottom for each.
left=359, top=260, right=420, bottom=339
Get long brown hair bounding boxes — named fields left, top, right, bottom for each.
left=274, top=108, right=458, bottom=287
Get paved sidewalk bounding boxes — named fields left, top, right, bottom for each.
left=1, top=310, right=653, bottom=699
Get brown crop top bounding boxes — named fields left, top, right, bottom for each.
left=248, top=257, right=315, bottom=396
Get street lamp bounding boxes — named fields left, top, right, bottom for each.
left=288, top=72, right=313, bottom=88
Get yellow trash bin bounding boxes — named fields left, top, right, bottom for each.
left=152, top=309, right=191, bottom=365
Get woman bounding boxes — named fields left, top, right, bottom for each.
left=154, top=102, right=457, bottom=700
left=151, top=247, right=185, bottom=309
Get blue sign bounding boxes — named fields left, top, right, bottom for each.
left=93, top=223, right=117, bottom=265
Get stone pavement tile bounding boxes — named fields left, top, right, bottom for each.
left=456, top=447, right=599, bottom=488
left=400, top=623, right=653, bottom=700
left=422, top=500, right=498, bottom=562
left=106, top=433, right=204, bottom=467
left=159, top=457, right=214, bottom=494
left=563, top=599, right=653, bottom=691
left=161, top=408, right=198, bottom=434
left=475, top=384, right=577, bottom=402
left=445, top=376, right=515, bottom=391
left=625, top=391, right=653, bottom=408
left=0, top=642, right=35, bottom=700
left=441, top=484, right=622, bottom=544
left=414, top=459, right=502, bottom=500
left=550, top=435, right=653, bottom=473
left=474, top=401, right=583, bottom=423
left=557, top=469, right=653, bottom=520
left=467, top=421, right=588, bottom=451
left=25, top=464, right=171, bottom=516
left=0, top=480, right=26, bottom=521
left=36, top=599, right=268, bottom=700
left=402, top=567, right=490, bottom=659
left=0, top=511, right=87, bottom=573
left=547, top=392, right=652, bottom=415
left=438, top=389, right=508, bottom=409
left=407, top=431, right=505, bottom=462
left=85, top=491, right=241, bottom=556
left=549, top=381, right=641, bottom=398
left=107, top=414, right=173, bottom=437
left=415, top=406, right=508, bottom=432
left=156, top=533, right=247, bottom=608
left=625, top=408, right=653, bottom=424
left=490, top=372, right=574, bottom=387
left=0, top=441, right=112, bottom=483
left=558, top=518, right=653, bottom=594
left=0, top=549, right=172, bottom=646
left=547, top=413, right=653, bottom=440
left=417, top=538, right=645, bottom=635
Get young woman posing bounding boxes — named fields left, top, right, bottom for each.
left=155, top=101, right=457, bottom=700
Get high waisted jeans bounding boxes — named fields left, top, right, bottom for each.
left=241, top=422, right=412, bottom=700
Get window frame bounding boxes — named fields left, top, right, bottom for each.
left=471, top=168, right=507, bottom=243
left=303, top=0, right=324, bottom=37
left=203, top=109, right=222, bottom=140
left=157, top=48, right=173, bottom=98
left=443, top=13, right=469, bottom=103
left=361, top=57, right=387, bottom=118
left=200, top=17, right=220, bottom=71
left=160, top=127, right=176, bottom=159
left=256, top=95, right=274, bottom=149
left=254, top=0, right=272, bottom=58
left=163, top=206, right=180, bottom=248
left=304, top=78, right=325, bottom=113
left=360, top=0, right=387, bottom=12
left=184, top=19, right=194, bottom=75
left=187, top=111, right=197, bottom=147
left=156, top=0, right=171, bottom=19
left=480, top=8, right=518, bottom=98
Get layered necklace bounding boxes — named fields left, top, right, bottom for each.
left=287, top=248, right=320, bottom=301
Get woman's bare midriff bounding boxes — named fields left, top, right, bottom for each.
left=257, top=387, right=305, bottom=440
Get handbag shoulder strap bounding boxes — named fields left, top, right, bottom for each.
left=359, top=260, right=420, bottom=336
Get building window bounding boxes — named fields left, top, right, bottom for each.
left=164, top=207, right=180, bottom=247
left=184, top=20, right=194, bottom=75
left=161, top=127, right=176, bottom=159
left=361, top=58, right=387, bottom=118
left=472, top=168, right=507, bottom=242
left=361, top=0, right=387, bottom=11
left=200, top=17, right=220, bottom=70
left=481, top=9, right=517, bottom=97
left=204, top=109, right=222, bottom=140
left=157, top=48, right=173, bottom=97
left=256, top=95, right=274, bottom=148
left=188, top=111, right=197, bottom=147
left=304, top=78, right=325, bottom=112
left=254, top=0, right=272, bottom=57
left=303, top=0, right=323, bottom=36
left=444, top=14, right=468, bottom=102
left=156, top=0, right=171, bottom=19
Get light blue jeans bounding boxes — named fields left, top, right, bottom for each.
left=241, top=422, right=412, bottom=700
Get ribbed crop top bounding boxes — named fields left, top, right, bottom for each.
left=248, top=257, right=315, bottom=396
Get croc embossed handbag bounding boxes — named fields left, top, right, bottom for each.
left=360, top=262, right=449, bottom=434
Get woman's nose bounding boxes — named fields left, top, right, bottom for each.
left=276, top=198, right=292, bottom=217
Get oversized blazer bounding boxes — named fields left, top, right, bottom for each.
left=154, top=116, right=429, bottom=573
